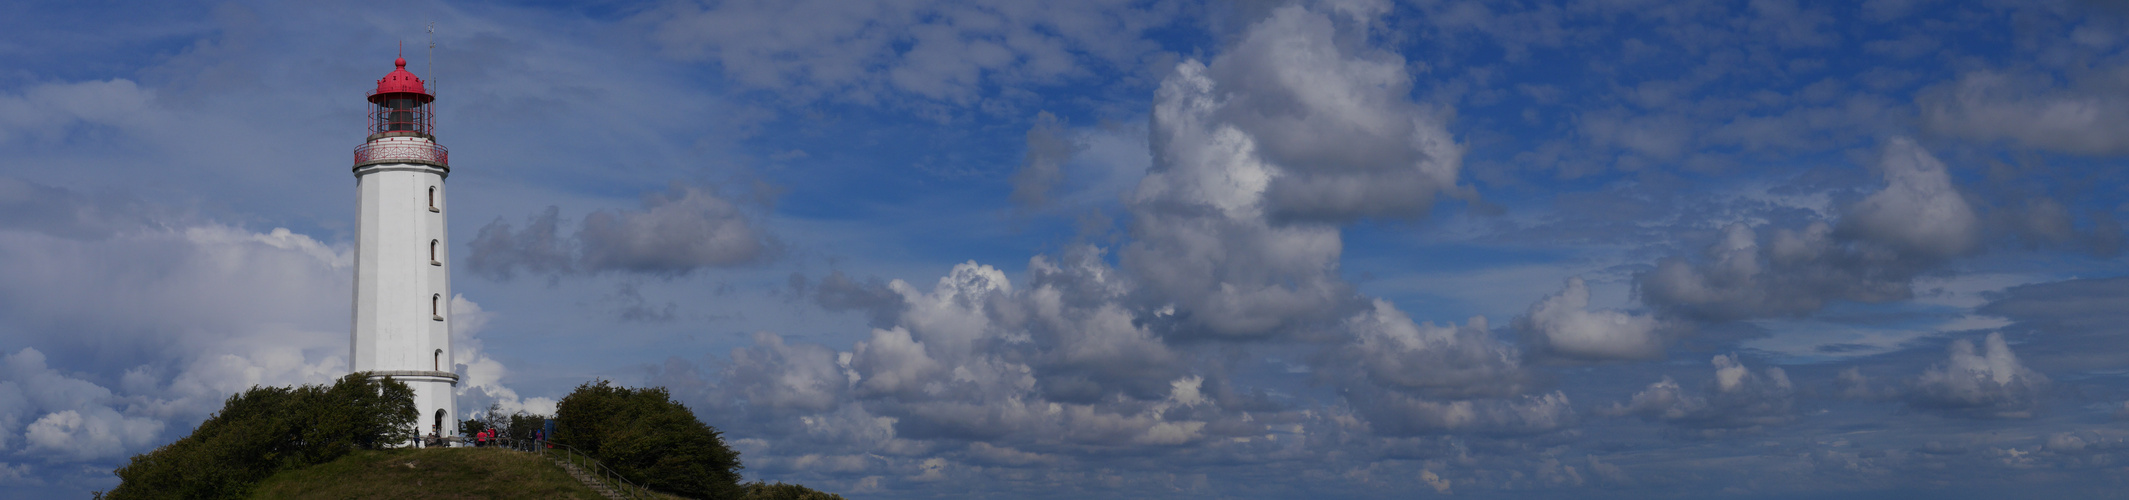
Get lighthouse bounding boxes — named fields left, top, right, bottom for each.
left=350, top=54, right=457, bottom=444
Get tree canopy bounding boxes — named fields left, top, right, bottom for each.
left=555, top=380, right=745, bottom=499
left=105, top=373, right=417, bottom=500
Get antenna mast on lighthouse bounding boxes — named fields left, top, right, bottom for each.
left=427, top=22, right=436, bottom=96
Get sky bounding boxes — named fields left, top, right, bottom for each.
left=2, top=0, right=2128, bottom=498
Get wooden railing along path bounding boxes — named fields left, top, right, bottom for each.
left=477, top=437, right=660, bottom=500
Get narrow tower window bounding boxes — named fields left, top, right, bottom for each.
left=432, top=294, right=443, bottom=321
left=428, top=186, right=439, bottom=212
left=430, top=239, right=441, bottom=266
left=434, top=349, right=443, bottom=371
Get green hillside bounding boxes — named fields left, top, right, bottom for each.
left=106, top=377, right=842, bottom=500
left=246, top=447, right=619, bottom=500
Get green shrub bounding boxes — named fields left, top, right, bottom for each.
left=555, top=380, right=744, bottom=499
left=105, top=373, right=417, bottom=500
left=743, top=481, right=847, bottom=500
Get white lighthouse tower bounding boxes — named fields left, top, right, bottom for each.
left=350, top=54, right=457, bottom=443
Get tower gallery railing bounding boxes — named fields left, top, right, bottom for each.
left=353, top=141, right=449, bottom=167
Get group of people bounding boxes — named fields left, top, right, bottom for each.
left=471, top=427, right=549, bottom=451
left=415, top=424, right=549, bottom=449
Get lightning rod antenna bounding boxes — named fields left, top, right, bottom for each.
left=428, top=21, right=437, bottom=135
left=426, top=21, right=435, bottom=94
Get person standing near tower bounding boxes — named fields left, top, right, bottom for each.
left=349, top=52, right=459, bottom=446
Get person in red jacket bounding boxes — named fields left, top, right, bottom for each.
left=476, top=428, right=489, bottom=447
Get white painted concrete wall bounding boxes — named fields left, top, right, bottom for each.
left=350, top=135, right=456, bottom=442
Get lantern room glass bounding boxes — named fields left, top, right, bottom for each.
left=369, top=94, right=432, bottom=136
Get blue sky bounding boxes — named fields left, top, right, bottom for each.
left=4, top=0, right=2129, bottom=498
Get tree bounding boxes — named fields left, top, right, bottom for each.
left=106, top=373, right=417, bottom=500
left=555, top=380, right=744, bottom=499
left=742, top=482, right=847, bottom=500
left=462, top=403, right=550, bottom=447
left=461, top=416, right=487, bottom=439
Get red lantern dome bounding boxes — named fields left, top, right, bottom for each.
left=371, top=57, right=432, bottom=98
left=367, top=55, right=435, bottom=137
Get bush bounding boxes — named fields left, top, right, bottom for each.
left=555, top=380, right=744, bottom=499
left=105, top=373, right=417, bottom=500
left=743, top=481, right=847, bottom=500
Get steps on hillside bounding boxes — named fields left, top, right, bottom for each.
left=554, top=459, right=624, bottom=500
left=479, top=439, right=637, bottom=500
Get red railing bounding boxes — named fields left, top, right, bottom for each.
left=354, top=141, right=449, bottom=166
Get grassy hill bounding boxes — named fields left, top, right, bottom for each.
left=247, top=447, right=622, bottom=500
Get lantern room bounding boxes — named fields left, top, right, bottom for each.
left=368, top=56, right=434, bottom=137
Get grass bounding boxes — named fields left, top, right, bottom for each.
left=248, top=447, right=608, bottom=500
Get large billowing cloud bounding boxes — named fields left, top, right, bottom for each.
left=657, top=5, right=1589, bottom=490
left=671, top=255, right=1254, bottom=478
left=1123, top=1, right=1464, bottom=338
left=468, top=183, right=777, bottom=280
left=0, top=349, right=164, bottom=463
left=0, top=192, right=351, bottom=469
left=0, top=177, right=541, bottom=482
left=1639, top=138, right=1977, bottom=321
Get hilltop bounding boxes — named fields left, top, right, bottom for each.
left=247, top=447, right=643, bottom=500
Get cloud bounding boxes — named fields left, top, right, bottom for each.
left=1905, top=332, right=2049, bottom=419
left=1838, top=137, right=1979, bottom=258
left=453, top=296, right=557, bottom=418
left=1202, top=4, right=1466, bottom=224
left=794, top=270, right=904, bottom=328
left=579, top=184, right=777, bottom=273
left=1603, top=354, right=1796, bottom=433
left=676, top=255, right=1241, bottom=461
left=1920, top=69, right=2129, bottom=155
left=1342, top=300, right=1525, bottom=399
left=0, top=349, right=163, bottom=463
left=1515, top=277, right=1663, bottom=361
left=1833, top=367, right=1890, bottom=400
left=1328, top=299, right=1580, bottom=436
left=721, top=332, right=852, bottom=415
left=0, top=176, right=156, bottom=239
left=0, top=202, right=357, bottom=424
left=465, top=206, right=574, bottom=281
left=667, top=7, right=1568, bottom=479
left=600, top=283, right=680, bottom=324
left=1007, top=111, right=1081, bottom=210
left=0, top=79, right=161, bottom=147
left=1639, top=138, right=1977, bottom=321
left=1986, top=197, right=2125, bottom=257
left=1123, top=2, right=1465, bottom=337
left=469, top=183, right=776, bottom=280
left=1973, top=276, right=2129, bottom=374
left=1347, top=389, right=1576, bottom=437
left=0, top=179, right=553, bottom=473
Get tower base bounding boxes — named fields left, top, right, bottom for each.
left=370, top=370, right=459, bottom=446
